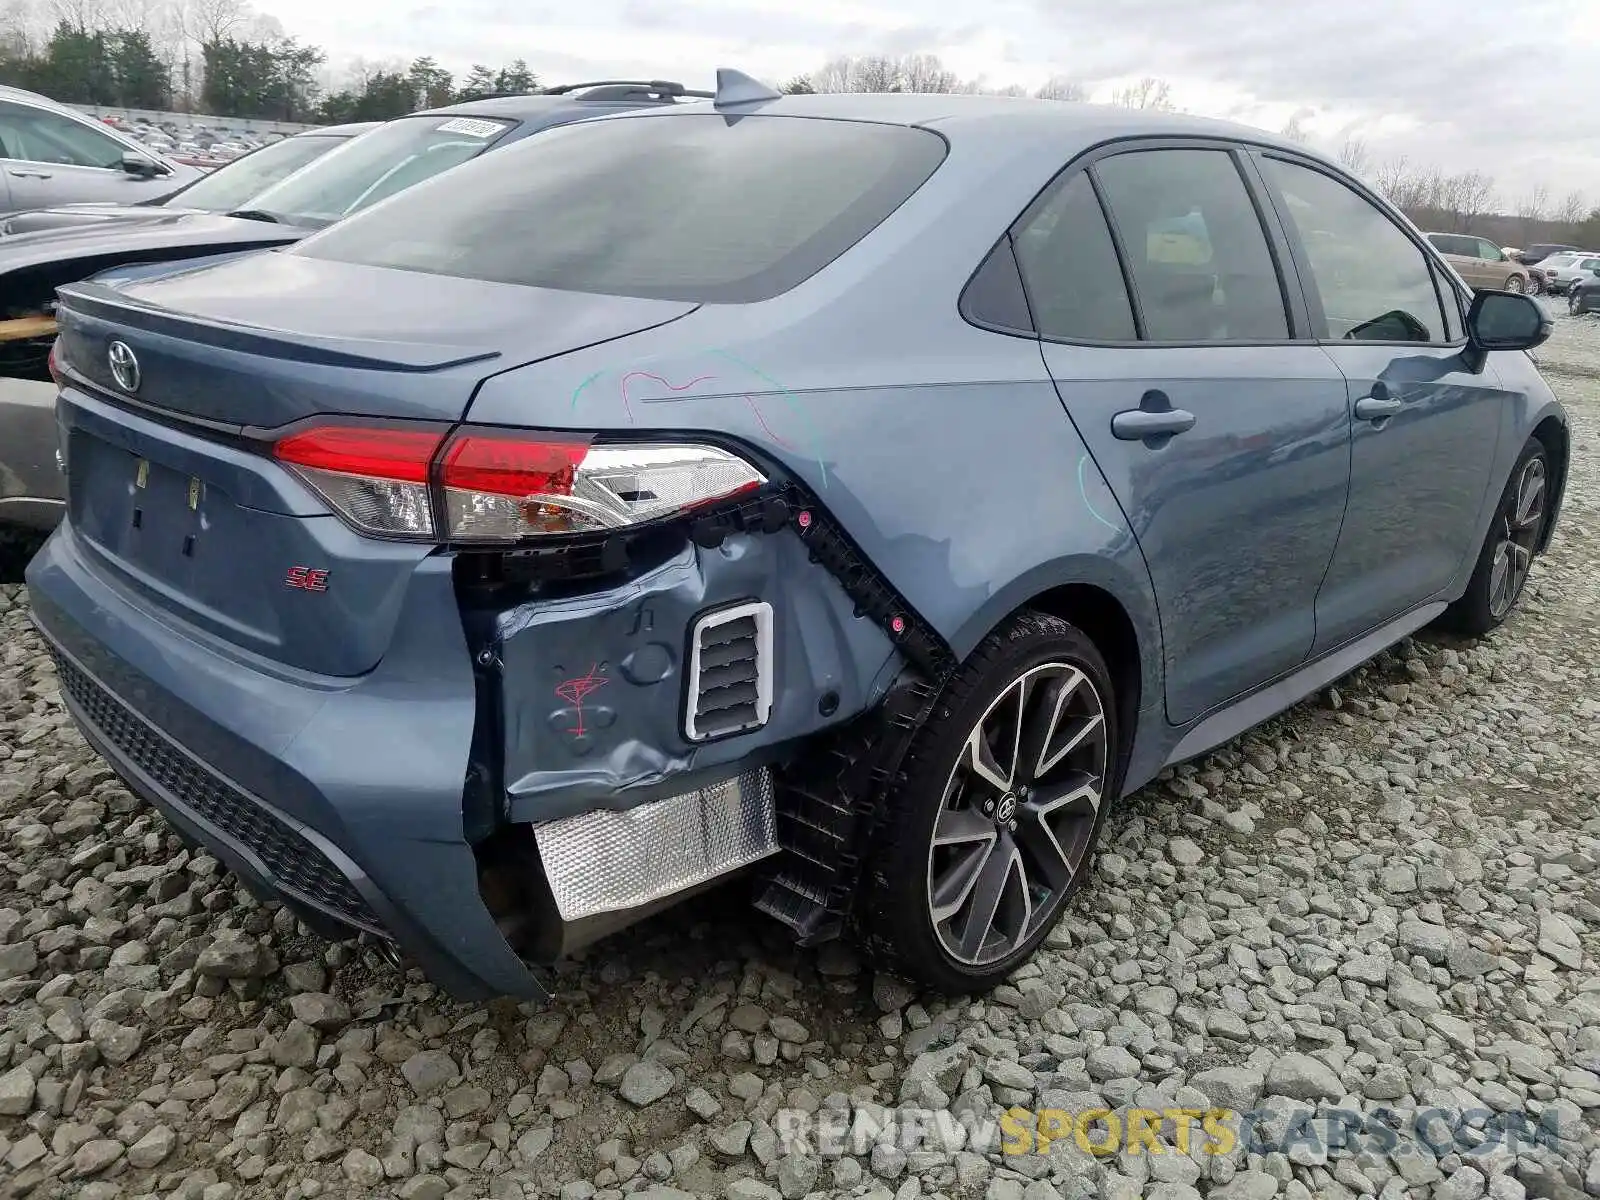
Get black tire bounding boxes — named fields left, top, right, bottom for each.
left=1504, top=275, right=1524, bottom=295
left=1528, top=274, right=1544, bottom=296
left=1571, top=291, right=1585, bottom=316
left=858, top=610, right=1123, bottom=995
left=1439, top=438, right=1550, bottom=637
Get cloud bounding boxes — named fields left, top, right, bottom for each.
left=263, top=0, right=1600, bottom=200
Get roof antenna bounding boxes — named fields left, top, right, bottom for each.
left=713, top=67, right=782, bottom=108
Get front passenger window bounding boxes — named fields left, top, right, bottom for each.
left=1259, top=157, right=1447, bottom=344
left=0, top=103, right=127, bottom=169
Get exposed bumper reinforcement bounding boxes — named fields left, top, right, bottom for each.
left=535, top=767, right=776, bottom=922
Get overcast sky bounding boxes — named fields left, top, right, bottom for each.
left=262, top=0, right=1600, bottom=207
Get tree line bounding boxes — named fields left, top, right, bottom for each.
left=0, top=0, right=541, bottom=123
left=0, top=3, right=1594, bottom=245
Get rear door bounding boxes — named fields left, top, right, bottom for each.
left=1020, top=142, right=1351, bottom=726
left=1252, top=152, right=1508, bottom=652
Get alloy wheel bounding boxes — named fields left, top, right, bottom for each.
left=1488, top=454, right=1546, bottom=620
left=1505, top=276, right=1524, bottom=294
left=925, top=661, right=1109, bottom=967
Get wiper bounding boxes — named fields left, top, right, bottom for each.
left=225, top=208, right=283, bottom=224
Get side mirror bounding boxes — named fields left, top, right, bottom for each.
left=1463, top=290, right=1551, bottom=372
left=120, top=152, right=159, bottom=179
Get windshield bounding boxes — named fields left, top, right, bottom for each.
left=244, top=114, right=515, bottom=228
left=162, top=134, right=350, bottom=213
left=294, top=114, right=949, bottom=303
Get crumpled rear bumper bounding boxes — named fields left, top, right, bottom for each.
left=27, top=521, right=546, bottom=1001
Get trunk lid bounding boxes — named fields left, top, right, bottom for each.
left=55, top=252, right=699, bottom=427
left=53, top=256, right=699, bottom=678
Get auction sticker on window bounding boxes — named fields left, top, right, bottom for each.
left=435, top=118, right=505, bottom=139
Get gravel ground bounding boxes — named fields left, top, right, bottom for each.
left=2, top=308, right=1599, bottom=1200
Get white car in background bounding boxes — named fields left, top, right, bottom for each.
left=1536, top=252, right=1600, bottom=295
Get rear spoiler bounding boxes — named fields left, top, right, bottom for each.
left=56, top=279, right=501, bottom=373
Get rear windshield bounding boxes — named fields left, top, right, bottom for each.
left=291, top=114, right=949, bottom=303
left=244, top=114, right=515, bottom=228
left=165, top=133, right=348, bottom=213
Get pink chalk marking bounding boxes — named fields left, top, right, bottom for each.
left=555, top=664, right=609, bottom=738
left=618, top=371, right=716, bottom=424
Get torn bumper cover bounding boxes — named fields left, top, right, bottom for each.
left=28, top=468, right=940, bottom=998
left=28, top=525, right=546, bottom=1001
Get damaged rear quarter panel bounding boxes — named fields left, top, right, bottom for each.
left=487, top=528, right=899, bottom=823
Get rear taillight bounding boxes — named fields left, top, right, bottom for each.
left=47, top=339, right=63, bottom=387
left=272, top=424, right=767, bottom=543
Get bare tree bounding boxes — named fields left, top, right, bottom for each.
left=1278, top=109, right=1313, bottom=145
left=1515, top=184, right=1549, bottom=245
left=1110, top=76, right=1173, bottom=110
left=1035, top=74, right=1088, bottom=102
left=897, top=52, right=957, bottom=94
left=185, top=0, right=246, bottom=45
left=1449, top=171, right=1496, bottom=232
left=807, top=54, right=899, bottom=94
left=1336, top=137, right=1371, bottom=176
left=48, top=0, right=104, bottom=31
left=1555, top=190, right=1588, bottom=228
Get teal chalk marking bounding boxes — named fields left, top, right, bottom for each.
left=709, top=349, right=829, bottom=488
left=1077, top=454, right=1122, bottom=534
left=569, top=370, right=603, bottom=415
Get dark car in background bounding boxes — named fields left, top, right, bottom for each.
left=1515, top=243, right=1580, bottom=266
left=1569, top=267, right=1600, bottom=315
left=1, top=121, right=380, bottom=235
left=0, top=81, right=712, bottom=541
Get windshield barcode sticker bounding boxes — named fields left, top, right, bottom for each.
left=435, top=118, right=504, bottom=139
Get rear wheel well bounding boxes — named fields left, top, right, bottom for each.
left=1024, top=584, right=1142, bottom=776
left=1531, top=415, right=1568, bottom=553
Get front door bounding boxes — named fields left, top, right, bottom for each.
left=0, top=100, right=162, bottom=209
left=1254, top=154, right=1508, bottom=653
left=1012, top=146, right=1351, bottom=726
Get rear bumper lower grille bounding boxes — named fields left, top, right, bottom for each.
left=47, top=645, right=387, bottom=937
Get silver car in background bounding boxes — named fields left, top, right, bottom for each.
left=0, top=86, right=203, bottom=213
left=1536, top=251, right=1600, bottom=295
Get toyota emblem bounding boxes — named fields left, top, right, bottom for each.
left=107, top=340, right=140, bottom=393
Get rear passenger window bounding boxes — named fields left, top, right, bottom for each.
left=1259, top=157, right=1448, bottom=344
left=1011, top=172, right=1136, bottom=341
left=1092, top=148, right=1290, bottom=341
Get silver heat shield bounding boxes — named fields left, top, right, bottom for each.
left=533, top=768, right=778, bottom=922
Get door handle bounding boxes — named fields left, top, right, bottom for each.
left=7, top=169, right=52, bottom=179
left=1111, top=392, right=1196, bottom=442
left=1354, top=395, right=1402, bottom=422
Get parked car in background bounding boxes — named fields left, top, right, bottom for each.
left=1497, top=248, right=1545, bottom=294
left=1, top=122, right=378, bottom=235
left=25, top=76, right=1565, bottom=999
left=1535, top=251, right=1600, bottom=295
left=0, top=81, right=712, bottom=539
left=1564, top=265, right=1600, bottom=314
left=1425, top=232, right=1532, bottom=293
left=0, top=86, right=204, bottom=214
left=1515, top=243, right=1580, bottom=266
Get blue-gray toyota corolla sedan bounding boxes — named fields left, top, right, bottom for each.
left=26, top=72, right=1568, bottom=1001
